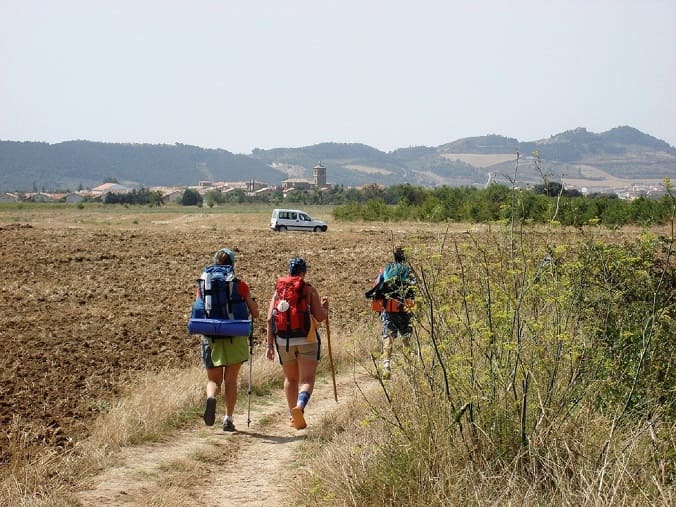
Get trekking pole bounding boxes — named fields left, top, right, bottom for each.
left=247, top=318, right=253, bottom=427
left=325, top=313, right=338, bottom=402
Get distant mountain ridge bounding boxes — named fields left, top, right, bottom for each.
left=1, top=126, right=674, bottom=192
left=439, top=127, right=672, bottom=156
left=0, top=141, right=281, bottom=192
left=251, top=126, right=676, bottom=189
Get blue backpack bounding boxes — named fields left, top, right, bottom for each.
left=188, top=265, right=251, bottom=337
left=382, top=262, right=411, bottom=287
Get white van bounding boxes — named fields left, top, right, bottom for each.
left=269, top=208, right=328, bottom=232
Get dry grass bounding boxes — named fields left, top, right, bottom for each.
left=0, top=367, right=205, bottom=505
left=289, top=224, right=675, bottom=506
left=1, top=206, right=672, bottom=506
left=295, top=378, right=675, bottom=506
left=3, top=318, right=672, bottom=506
left=0, top=333, right=363, bottom=506
left=87, top=367, right=204, bottom=448
left=0, top=361, right=262, bottom=505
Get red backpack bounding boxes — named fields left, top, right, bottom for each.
left=273, top=275, right=311, bottom=339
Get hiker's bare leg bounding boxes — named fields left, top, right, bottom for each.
left=297, top=356, right=318, bottom=397
left=282, top=362, right=300, bottom=410
left=382, top=334, right=394, bottom=364
left=223, top=363, right=243, bottom=417
left=206, top=367, right=224, bottom=398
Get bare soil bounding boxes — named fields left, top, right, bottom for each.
left=3, top=206, right=666, bottom=505
left=0, top=207, right=442, bottom=466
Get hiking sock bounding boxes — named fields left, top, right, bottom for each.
left=382, top=360, right=391, bottom=379
left=296, top=391, right=311, bottom=410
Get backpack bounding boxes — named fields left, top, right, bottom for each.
left=188, top=264, right=251, bottom=337
left=273, top=275, right=312, bottom=339
left=365, top=262, right=415, bottom=313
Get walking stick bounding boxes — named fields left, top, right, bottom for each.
left=247, top=318, right=254, bottom=427
left=325, top=313, right=338, bottom=402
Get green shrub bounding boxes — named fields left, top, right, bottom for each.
left=312, top=225, right=674, bottom=505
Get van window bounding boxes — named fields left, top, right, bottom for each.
left=299, top=213, right=310, bottom=221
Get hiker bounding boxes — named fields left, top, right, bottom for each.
left=365, top=247, right=416, bottom=379
left=265, top=257, right=329, bottom=429
left=197, top=248, right=259, bottom=432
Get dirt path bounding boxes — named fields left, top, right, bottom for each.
left=75, top=369, right=374, bottom=506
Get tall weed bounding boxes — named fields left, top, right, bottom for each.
left=297, top=222, right=674, bottom=505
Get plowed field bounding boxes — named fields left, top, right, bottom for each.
left=0, top=207, right=447, bottom=466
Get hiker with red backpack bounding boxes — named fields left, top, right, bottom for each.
left=190, top=248, right=259, bottom=432
left=265, top=257, right=329, bottom=430
left=365, top=247, right=416, bottom=380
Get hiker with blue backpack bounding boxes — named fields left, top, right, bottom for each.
left=265, top=257, right=329, bottom=430
left=188, top=248, right=259, bottom=432
left=365, top=247, right=416, bottom=380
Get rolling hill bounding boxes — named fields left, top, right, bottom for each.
left=1, top=126, right=674, bottom=192
left=0, top=141, right=282, bottom=192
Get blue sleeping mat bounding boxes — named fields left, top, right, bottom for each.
left=188, top=318, right=251, bottom=337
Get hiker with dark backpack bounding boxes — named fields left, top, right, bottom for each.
left=365, top=247, right=416, bottom=379
left=265, top=257, right=329, bottom=430
left=189, top=248, right=259, bottom=432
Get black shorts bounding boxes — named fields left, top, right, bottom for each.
left=381, top=312, right=412, bottom=338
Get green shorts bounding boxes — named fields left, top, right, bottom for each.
left=201, top=336, right=249, bottom=368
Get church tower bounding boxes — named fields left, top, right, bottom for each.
left=313, top=162, right=326, bottom=187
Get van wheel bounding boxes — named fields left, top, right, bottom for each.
left=278, top=226, right=287, bottom=232
left=314, top=226, right=322, bottom=232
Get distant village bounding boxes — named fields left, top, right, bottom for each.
left=0, top=163, right=331, bottom=204
left=0, top=161, right=667, bottom=203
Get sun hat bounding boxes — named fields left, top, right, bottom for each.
left=213, top=248, right=236, bottom=266
left=288, top=257, right=307, bottom=275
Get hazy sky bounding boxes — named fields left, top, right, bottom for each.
left=2, top=0, right=675, bottom=154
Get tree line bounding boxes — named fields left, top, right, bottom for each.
left=94, top=179, right=675, bottom=228
left=331, top=182, right=674, bottom=227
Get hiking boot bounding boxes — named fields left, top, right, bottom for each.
left=290, top=406, right=307, bottom=430
left=222, top=417, right=235, bottom=432
left=203, top=397, right=216, bottom=426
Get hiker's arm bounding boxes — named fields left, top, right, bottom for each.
left=310, top=288, right=329, bottom=322
left=244, top=293, right=259, bottom=319
left=265, top=294, right=277, bottom=334
left=265, top=293, right=277, bottom=360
